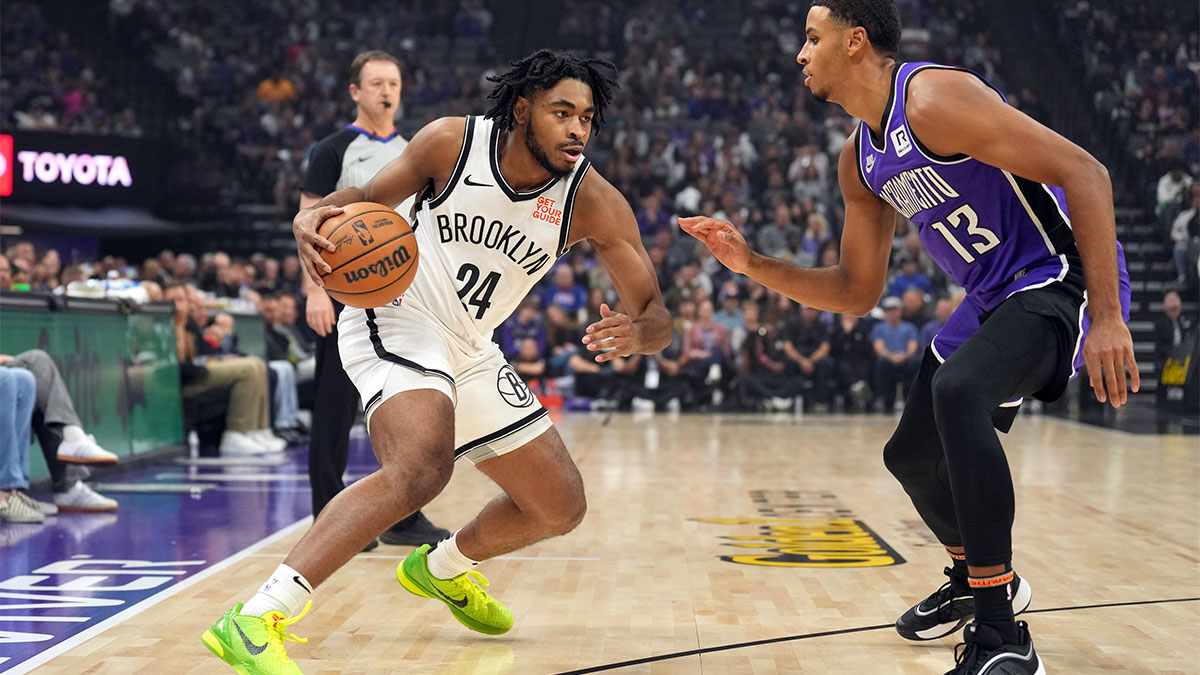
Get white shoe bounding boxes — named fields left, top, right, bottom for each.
left=0, top=493, right=45, bottom=523
left=220, top=430, right=277, bottom=456
left=251, top=429, right=288, bottom=452
left=55, top=481, right=118, bottom=512
left=15, top=491, right=57, bottom=515
left=57, top=434, right=119, bottom=464
left=631, top=396, right=656, bottom=413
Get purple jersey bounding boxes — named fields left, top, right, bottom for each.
left=855, top=62, right=1131, bottom=380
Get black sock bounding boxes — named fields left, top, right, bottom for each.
left=946, top=548, right=968, bottom=587
left=969, top=568, right=1019, bottom=644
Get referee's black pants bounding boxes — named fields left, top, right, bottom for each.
left=882, top=293, right=1063, bottom=569
left=307, top=315, right=421, bottom=532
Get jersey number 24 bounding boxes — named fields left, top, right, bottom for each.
left=456, top=263, right=500, bottom=320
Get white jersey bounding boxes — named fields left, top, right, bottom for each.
left=397, top=115, right=592, bottom=349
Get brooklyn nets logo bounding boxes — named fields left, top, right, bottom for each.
left=496, top=365, right=534, bottom=408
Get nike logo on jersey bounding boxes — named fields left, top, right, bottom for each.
left=463, top=174, right=493, bottom=187
left=436, top=213, right=551, bottom=276
left=356, top=155, right=371, bottom=163
left=865, top=155, right=876, bottom=173
left=234, top=621, right=268, bottom=655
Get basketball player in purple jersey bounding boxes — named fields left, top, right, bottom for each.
left=681, top=1, right=1136, bottom=673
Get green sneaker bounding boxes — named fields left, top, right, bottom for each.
left=397, top=544, right=513, bottom=635
left=201, top=602, right=311, bottom=674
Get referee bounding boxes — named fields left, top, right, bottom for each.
left=299, top=50, right=448, bottom=551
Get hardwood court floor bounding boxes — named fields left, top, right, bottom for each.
left=41, top=413, right=1200, bottom=674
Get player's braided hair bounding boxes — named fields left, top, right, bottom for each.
left=485, top=49, right=619, bottom=132
left=812, top=0, right=902, bottom=57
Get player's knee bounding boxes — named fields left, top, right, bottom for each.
left=24, top=349, right=52, bottom=366
left=537, top=479, right=586, bottom=536
left=930, top=366, right=981, bottom=416
left=881, top=434, right=910, bottom=480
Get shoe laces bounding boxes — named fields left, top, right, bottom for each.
left=951, top=639, right=982, bottom=673
left=919, top=567, right=959, bottom=615
left=447, top=570, right=491, bottom=607
left=263, top=601, right=311, bottom=657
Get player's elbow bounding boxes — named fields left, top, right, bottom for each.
left=844, top=287, right=881, bottom=316
left=1062, top=150, right=1111, bottom=195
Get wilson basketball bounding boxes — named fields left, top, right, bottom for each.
left=316, top=202, right=418, bottom=308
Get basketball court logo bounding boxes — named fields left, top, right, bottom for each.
left=890, top=126, right=913, bottom=157
left=496, top=365, right=534, bottom=408
left=0, top=134, right=12, bottom=197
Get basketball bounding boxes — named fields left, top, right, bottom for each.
left=316, top=202, right=418, bottom=308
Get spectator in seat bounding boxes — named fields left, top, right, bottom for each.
left=872, top=296, right=919, bottom=412
left=0, top=350, right=120, bottom=512
left=500, top=298, right=546, bottom=359
left=1155, top=291, right=1195, bottom=365
left=781, top=304, right=834, bottom=410
left=1170, top=184, right=1200, bottom=285
left=542, top=265, right=588, bottom=324
left=889, top=254, right=934, bottom=298
left=830, top=312, right=876, bottom=412
left=0, top=368, right=41, bottom=523
left=164, top=282, right=285, bottom=456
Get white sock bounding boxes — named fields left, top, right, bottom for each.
left=240, top=564, right=312, bottom=617
left=62, top=425, right=87, bottom=443
left=425, top=531, right=479, bottom=580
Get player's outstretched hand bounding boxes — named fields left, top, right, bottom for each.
left=1082, top=316, right=1140, bottom=408
left=678, top=216, right=752, bottom=275
left=293, top=205, right=343, bottom=287
left=584, top=303, right=635, bottom=362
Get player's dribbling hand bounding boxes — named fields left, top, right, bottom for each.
left=1082, top=316, right=1139, bottom=408
left=293, top=205, right=343, bottom=287
left=306, top=287, right=336, bottom=337
left=584, top=303, right=636, bottom=362
left=678, top=216, right=752, bottom=274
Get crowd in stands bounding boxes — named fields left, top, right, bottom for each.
left=1, top=2, right=144, bottom=137
left=2, top=234, right=962, bottom=423
left=1062, top=1, right=1200, bottom=292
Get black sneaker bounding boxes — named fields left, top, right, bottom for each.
left=945, top=621, right=1044, bottom=674
left=361, top=538, right=379, bottom=553
left=378, top=511, right=451, bottom=546
left=896, top=567, right=1032, bottom=641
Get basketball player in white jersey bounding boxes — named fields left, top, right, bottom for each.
left=202, top=50, right=672, bottom=674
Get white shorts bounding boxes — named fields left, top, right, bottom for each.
left=338, top=300, right=551, bottom=464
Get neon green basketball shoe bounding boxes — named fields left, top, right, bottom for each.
left=397, top=544, right=513, bottom=635
left=201, top=601, right=311, bottom=674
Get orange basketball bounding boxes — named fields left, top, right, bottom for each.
left=316, top=202, right=419, bottom=308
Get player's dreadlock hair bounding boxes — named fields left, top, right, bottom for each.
left=812, top=0, right=902, bottom=58
left=485, top=49, right=619, bottom=133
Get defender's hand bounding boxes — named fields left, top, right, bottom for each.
left=293, top=205, right=343, bottom=287
left=583, top=303, right=636, bottom=363
left=679, top=216, right=751, bottom=274
left=1082, top=317, right=1139, bottom=407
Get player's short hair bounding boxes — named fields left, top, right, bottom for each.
left=349, top=50, right=402, bottom=87
left=812, top=0, right=902, bottom=58
left=485, top=49, right=619, bottom=133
